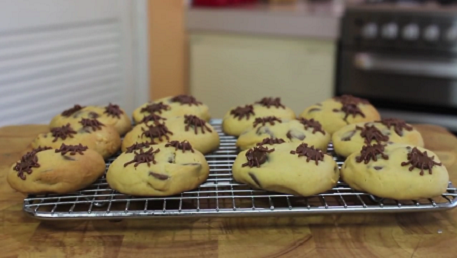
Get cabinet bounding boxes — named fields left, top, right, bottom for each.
left=189, top=33, right=336, bottom=117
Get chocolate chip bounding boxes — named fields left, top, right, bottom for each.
left=341, top=130, right=356, bottom=141
left=308, top=108, right=321, bottom=113
left=286, top=130, right=305, bottom=140
left=249, top=172, right=262, bottom=188
left=316, top=103, right=323, bottom=106
left=167, top=153, right=176, bottom=164
left=256, top=127, right=275, bottom=137
left=182, top=163, right=201, bottom=166
left=62, top=156, right=75, bottom=161
left=373, top=166, right=383, bottom=170
left=149, top=171, right=169, bottom=180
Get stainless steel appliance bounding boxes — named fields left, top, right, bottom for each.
left=337, top=2, right=457, bottom=131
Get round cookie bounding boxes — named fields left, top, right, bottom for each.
left=341, top=143, right=449, bottom=200
left=132, top=95, right=211, bottom=124
left=106, top=140, right=209, bottom=196
left=50, top=103, right=132, bottom=135
left=236, top=117, right=330, bottom=151
left=7, top=144, right=105, bottom=194
left=299, top=95, right=380, bottom=134
left=332, top=118, right=424, bottom=157
left=122, top=115, right=220, bottom=154
left=232, top=142, right=339, bottom=197
left=32, top=118, right=121, bottom=159
left=222, top=97, right=296, bottom=136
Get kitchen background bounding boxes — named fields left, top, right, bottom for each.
left=1, top=0, right=456, bottom=131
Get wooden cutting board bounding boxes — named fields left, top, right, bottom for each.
left=1, top=124, right=457, bottom=258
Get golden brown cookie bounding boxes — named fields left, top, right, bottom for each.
left=106, top=141, right=209, bottom=196
left=236, top=117, right=330, bottom=151
left=341, top=143, right=449, bottom=200
left=50, top=103, right=132, bottom=135
left=299, top=95, right=380, bottom=134
left=233, top=142, right=339, bottom=197
left=222, top=97, right=296, bottom=136
left=32, top=118, right=121, bottom=159
left=132, top=95, right=211, bottom=124
left=122, top=115, right=220, bottom=154
left=7, top=144, right=105, bottom=194
left=332, top=118, right=424, bottom=157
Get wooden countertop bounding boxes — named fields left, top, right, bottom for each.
left=2, top=124, right=457, bottom=257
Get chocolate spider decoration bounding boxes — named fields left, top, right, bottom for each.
left=104, top=103, right=123, bottom=118
left=256, top=138, right=285, bottom=146
left=184, top=115, right=212, bottom=134
left=165, top=140, right=194, bottom=153
left=170, top=95, right=202, bottom=106
left=141, top=123, right=173, bottom=141
left=140, top=113, right=166, bottom=124
left=298, top=118, right=326, bottom=135
left=333, top=103, right=366, bottom=121
left=140, top=102, right=170, bottom=114
left=253, top=116, right=282, bottom=128
left=124, top=147, right=160, bottom=167
left=242, top=146, right=274, bottom=168
left=356, top=124, right=389, bottom=144
left=13, top=146, right=52, bottom=180
left=125, top=142, right=156, bottom=153
left=380, top=118, right=413, bottom=136
left=50, top=124, right=77, bottom=142
left=333, top=95, right=369, bottom=105
left=401, top=147, right=442, bottom=175
left=355, top=144, right=389, bottom=164
left=290, top=143, right=324, bottom=165
left=231, top=105, right=255, bottom=120
left=61, top=104, right=84, bottom=117
left=256, top=97, right=285, bottom=109
left=55, top=143, right=88, bottom=155
left=79, top=118, right=104, bottom=132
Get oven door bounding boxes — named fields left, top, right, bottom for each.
left=338, top=50, right=457, bottom=131
left=339, top=50, right=457, bottom=108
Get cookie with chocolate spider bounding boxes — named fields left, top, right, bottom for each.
left=341, top=143, right=448, bottom=200
left=132, top=95, right=211, bottom=124
left=50, top=103, right=132, bottom=135
left=236, top=117, right=330, bottom=151
left=222, top=97, right=296, bottom=136
left=7, top=144, right=105, bottom=194
left=299, top=95, right=380, bottom=134
left=32, top=118, right=121, bottom=159
left=122, top=115, right=220, bottom=154
left=232, top=142, right=339, bottom=197
left=332, top=118, right=424, bottom=157
left=106, top=141, right=209, bottom=196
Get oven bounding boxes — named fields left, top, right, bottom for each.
left=337, top=3, right=457, bottom=131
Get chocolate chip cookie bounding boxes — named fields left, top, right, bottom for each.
left=236, top=117, right=330, bottom=151
left=341, top=143, right=448, bottom=200
left=299, top=95, right=380, bottom=134
left=232, top=142, right=339, bottom=196
left=222, top=97, right=296, bottom=136
left=106, top=141, right=209, bottom=196
left=332, top=118, right=424, bottom=157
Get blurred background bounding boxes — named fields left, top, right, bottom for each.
left=1, top=0, right=457, bottom=131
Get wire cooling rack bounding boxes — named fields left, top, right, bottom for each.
left=24, top=119, right=457, bottom=220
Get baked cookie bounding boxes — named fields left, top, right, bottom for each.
left=132, top=95, right=211, bottom=124
left=232, top=142, right=339, bottom=196
left=50, top=103, right=132, bottom=135
left=299, top=95, right=380, bottom=134
left=236, top=116, right=330, bottom=151
left=341, top=143, right=449, bottom=200
left=222, top=97, right=296, bottom=136
left=122, top=115, right=220, bottom=154
left=32, top=118, right=121, bottom=159
left=332, top=118, right=424, bottom=157
left=106, top=140, right=209, bottom=196
left=7, top=144, right=105, bottom=194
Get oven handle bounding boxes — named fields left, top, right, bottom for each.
left=354, top=52, right=457, bottom=79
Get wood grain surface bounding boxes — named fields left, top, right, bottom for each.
left=1, top=124, right=457, bottom=258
